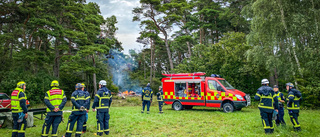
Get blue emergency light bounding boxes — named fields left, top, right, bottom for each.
left=211, top=74, right=222, bottom=78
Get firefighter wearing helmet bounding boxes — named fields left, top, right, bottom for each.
left=156, top=86, right=164, bottom=114
left=81, top=83, right=90, bottom=133
left=286, top=82, right=302, bottom=131
left=41, top=80, right=67, bottom=137
left=141, top=83, right=153, bottom=114
left=64, top=83, right=90, bottom=137
left=11, top=81, right=28, bottom=137
left=92, top=80, right=112, bottom=136
left=254, top=79, right=278, bottom=134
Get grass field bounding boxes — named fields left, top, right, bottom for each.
left=1, top=98, right=320, bottom=137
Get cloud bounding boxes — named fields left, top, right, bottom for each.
left=87, top=0, right=142, bottom=54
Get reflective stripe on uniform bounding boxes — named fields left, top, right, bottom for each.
left=18, top=123, right=25, bottom=133
left=258, top=105, right=274, bottom=109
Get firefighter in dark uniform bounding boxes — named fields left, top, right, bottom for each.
left=141, top=83, right=153, bottom=114
left=254, top=79, right=278, bottom=134
left=64, top=83, right=90, bottom=137
left=92, top=80, right=112, bottom=136
left=286, top=83, right=302, bottom=131
left=81, top=83, right=90, bottom=133
left=11, top=81, right=28, bottom=137
left=273, top=85, right=286, bottom=126
left=156, top=86, right=164, bottom=114
left=41, top=80, right=67, bottom=137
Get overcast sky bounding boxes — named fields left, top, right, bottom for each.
left=87, top=0, right=142, bottom=54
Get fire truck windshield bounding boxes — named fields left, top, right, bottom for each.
left=218, top=80, right=235, bottom=89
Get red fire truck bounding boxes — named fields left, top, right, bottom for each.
left=161, top=72, right=251, bottom=112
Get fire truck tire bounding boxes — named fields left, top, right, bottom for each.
left=222, top=103, right=234, bottom=113
left=173, top=101, right=183, bottom=111
left=184, top=106, right=193, bottom=110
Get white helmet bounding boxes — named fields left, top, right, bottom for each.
left=261, top=79, right=269, bottom=85
left=99, top=80, right=107, bottom=86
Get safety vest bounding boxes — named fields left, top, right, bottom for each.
left=11, top=88, right=27, bottom=113
left=45, top=88, right=64, bottom=112
left=96, top=92, right=112, bottom=110
left=257, top=93, right=275, bottom=110
left=143, top=89, right=152, bottom=101
left=287, top=95, right=301, bottom=110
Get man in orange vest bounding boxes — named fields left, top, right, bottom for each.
left=11, top=81, right=28, bottom=137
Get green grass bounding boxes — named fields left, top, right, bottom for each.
left=1, top=98, right=320, bottom=136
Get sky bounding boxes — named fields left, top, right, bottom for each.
left=87, top=0, right=142, bottom=54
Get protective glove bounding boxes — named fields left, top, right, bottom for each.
left=80, top=106, right=85, bottom=111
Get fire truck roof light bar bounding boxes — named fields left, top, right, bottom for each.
left=163, top=72, right=206, bottom=77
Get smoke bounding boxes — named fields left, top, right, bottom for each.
left=107, top=49, right=142, bottom=94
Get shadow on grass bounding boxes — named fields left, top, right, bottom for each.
left=163, top=107, right=253, bottom=113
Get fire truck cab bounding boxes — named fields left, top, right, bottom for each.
left=161, top=72, right=251, bottom=112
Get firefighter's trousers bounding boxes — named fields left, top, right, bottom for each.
left=142, top=101, right=151, bottom=112
left=276, top=107, right=286, bottom=125
left=12, top=113, right=27, bottom=137
left=65, top=113, right=85, bottom=137
left=289, top=110, right=301, bottom=131
left=260, top=111, right=274, bottom=134
left=96, top=110, right=110, bottom=136
left=41, top=115, right=62, bottom=137
left=83, top=112, right=88, bottom=132
left=158, top=101, right=163, bottom=113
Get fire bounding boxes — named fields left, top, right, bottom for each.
left=118, top=91, right=137, bottom=98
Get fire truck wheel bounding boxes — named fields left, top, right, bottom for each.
left=222, top=103, right=234, bottom=113
left=173, top=101, right=183, bottom=111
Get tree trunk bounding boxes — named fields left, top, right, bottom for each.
left=164, top=35, right=174, bottom=71
left=150, top=38, right=153, bottom=84
left=199, top=14, right=203, bottom=44
left=53, top=40, right=60, bottom=78
left=144, top=52, right=146, bottom=79
left=274, top=68, right=279, bottom=86
left=92, top=54, right=97, bottom=94
left=184, top=28, right=192, bottom=58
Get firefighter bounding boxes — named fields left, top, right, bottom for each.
left=64, top=83, right=90, bottom=137
left=81, top=83, right=90, bottom=133
left=92, top=80, right=112, bottom=136
left=141, top=83, right=153, bottom=114
left=156, top=86, right=164, bottom=114
left=286, top=83, right=302, bottom=131
left=254, top=79, right=278, bottom=134
left=41, top=80, right=67, bottom=137
left=273, top=85, right=286, bottom=126
left=11, top=81, right=28, bottom=137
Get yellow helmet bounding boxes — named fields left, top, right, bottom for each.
left=17, top=81, right=26, bottom=87
left=81, top=83, right=86, bottom=88
left=51, top=80, right=59, bottom=87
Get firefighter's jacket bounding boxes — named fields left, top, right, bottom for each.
left=71, top=89, right=90, bottom=115
left=255, top=86, right=279, bottom=113
left=44, top=87, right=67, bottom=116
left=11, top=88, right=28, bottom=114
left=142, top=86, right=153, bottom=101
left=92, top=87, right=112, bottom=112
left=157, top=90, right=163, bottom=102
left=287, top=88, right=302, bottom=113
left=84, top=89, right=91, bottom=110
